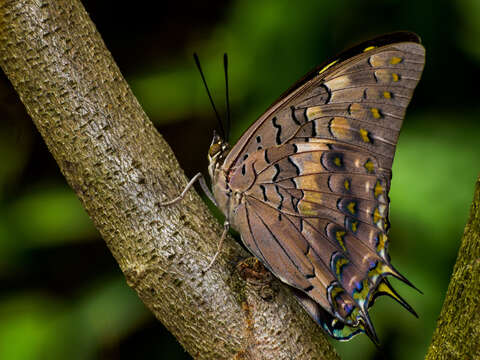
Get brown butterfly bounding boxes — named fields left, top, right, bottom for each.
left=164, top=32, right=425, bottom=342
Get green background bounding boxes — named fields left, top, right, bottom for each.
left=1, top=0, right=479, bottom=359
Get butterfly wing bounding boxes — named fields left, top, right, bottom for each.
left=220, top=32, right=425, bottom=340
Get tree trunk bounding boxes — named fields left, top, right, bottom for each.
left=0, top=1, right=339, bottom=359
left=425, top=176, right=480, bottom=360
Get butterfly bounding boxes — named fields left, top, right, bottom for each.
left=165, top=32, right=425, bottom=343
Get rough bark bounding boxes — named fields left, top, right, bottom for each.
left=425, top=177, right=480, bottom=360
left=0, top=1, right=339, bottom=359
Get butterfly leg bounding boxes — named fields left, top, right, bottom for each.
left=204, top=220, right=230, bottom=272
left=159, top=172, right=217, bottom=206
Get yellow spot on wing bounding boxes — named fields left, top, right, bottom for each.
left=383, top=91, right=392, bottom=99
left=336, top=231, right=347, bottom=251
left=334, top=157, right=342, bottom=167
left=374, top=181, right=383, bottom=198
left=351, top=221, right=358, bottom=232
left=373, top=207, right=382, bottom=223
left=363, top=46, right=376, bottom=52
left=319, top=59, right=339, bottom=74
left=330, top=285, right=344, bottom=299
left=335, top=257, right=349, bottom=277
left=353, top=279, right=370, bottom=305
left=364, top=159, right=374, bottom=173
left=344, top=179, right=350, bottom=191
left=376, top=233, right=386, bottom=251
left=392, top=73, right=399, bottom=82
left=347, top=201, right=356, bottom=214
left=370, top=108, right=381, bottom=119
left=359, top=128, right=371, bottom=143
left=367, top=262, right=382, bottom=282
left=390, top=56, right=402, bottom=65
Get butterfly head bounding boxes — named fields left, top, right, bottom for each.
left=208, top=131, right=229, bottom=180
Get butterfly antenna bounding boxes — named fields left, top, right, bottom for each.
left=193, top=53, right=225, bottom=140
left=223, top=53, right=231, bottom=142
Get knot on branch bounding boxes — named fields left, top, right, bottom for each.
left=237, top=257, right=277, bottom=301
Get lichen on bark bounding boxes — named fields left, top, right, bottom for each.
left=425, top=177, right=480, bottom=360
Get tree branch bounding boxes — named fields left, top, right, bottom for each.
left=0, top=1, right=339, bottom=358
left=425, top=176, right=480, bottom=359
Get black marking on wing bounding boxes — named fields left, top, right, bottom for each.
left=327, top=118, right=335, bottom=138
left=272, top=116, right=282, bottom=145
left=345, top=217, right=360, bottom=234
left=275, top=185, right=284, bottom=211
left=260, top=184, right=267, bottom=201
left=321, top=83, right=332, bottom=104
left=367, top=56, right=373, bottom=67
left=327, top=175, right=335, bottom=192
left=264, top=149, right=271, bottom=164
left=291, top=105, right=301, bottom=125
left=291, top=193, right=298, bottom=213
left=364, top=131, right=373, bottom=144
left=336, top=198, right=342, bottom=212
left=305, top=272, right=316, bottom=280
left=256, top=135, right=262, bottom=143
left=312, top=119, right=318, bottom=137
left=272, top=163, right=281, bottom=182
left=288, top=156, right=301, bottom=176
left=292, top=194, right=300, bottom=213
left=241, top=164, right=246, bottom=176
left=303, top=108, right=309, bottom=123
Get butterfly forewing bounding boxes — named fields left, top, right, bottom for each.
left=224, top=38, right=424, bottom=171
left=212, top=32, right=425, bottom=341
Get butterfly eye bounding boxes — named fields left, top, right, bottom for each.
left=208, top=142, right=223, bottom=158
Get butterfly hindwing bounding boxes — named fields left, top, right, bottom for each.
left=228, top=140, right=403, bottom=338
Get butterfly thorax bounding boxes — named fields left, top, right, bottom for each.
left=207, top=133, right=235, bottom=218
left=208, top=133, right=262, bottom=229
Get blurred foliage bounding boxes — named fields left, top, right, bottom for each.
left=0, top=0, right=479, bottom=359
